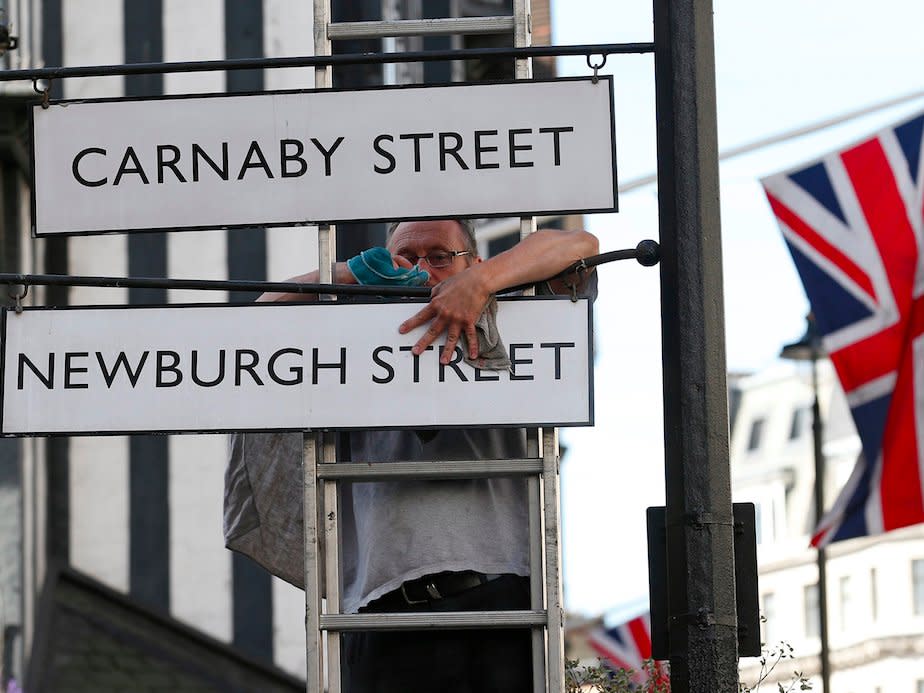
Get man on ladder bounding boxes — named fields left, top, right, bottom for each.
left=225, top=218, right=597, bottom=692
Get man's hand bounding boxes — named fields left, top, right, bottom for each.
left=399, top=266, right=491, bottom=365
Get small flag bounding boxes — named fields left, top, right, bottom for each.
left=587, top=611, right=666, bottom=685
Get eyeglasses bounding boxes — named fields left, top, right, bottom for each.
left=398, top=250, right=472, bottom=269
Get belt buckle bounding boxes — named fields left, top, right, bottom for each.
left=425, top=580, right=443, bottom=600
left=400, top=581, right=429, bottom=606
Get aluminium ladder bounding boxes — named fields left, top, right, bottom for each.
left=303, top=2, right=565, bottom=690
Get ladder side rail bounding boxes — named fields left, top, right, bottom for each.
left=322, top=435, right=342, bottom=693
left=511, top=2, right=553, bottom=691
left=309, top=2, right=340, bottom=692
left=303, top=434, right=325, bottom=691
left=541, top=427, right=566, bottom=691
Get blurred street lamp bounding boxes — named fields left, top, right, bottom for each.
left=0, top=20, right=17, bottom=57
left=780, top=313, right=830, bottom=693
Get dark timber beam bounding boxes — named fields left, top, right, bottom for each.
left=652, top=1, right=739, bottom=691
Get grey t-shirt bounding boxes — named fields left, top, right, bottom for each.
left=223, top=427, right=529, bottom=614
left=342, top=428, right=529, bottom=613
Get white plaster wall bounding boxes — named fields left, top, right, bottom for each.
left=263, top=0, right=314, bottom=91
left=263, top=0, right=319, bottom=285
left=264, top=1, right=315, bottom=676
left=273, top=577, right=307, bottom=677
left=63, top=0, right=130, bottom=595
left=160, top=0, right=233, bottom=647
left=168, top=434, right=231, bottom=642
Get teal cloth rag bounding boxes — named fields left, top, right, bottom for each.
left=347, top=247, right=430, bottom=287
left=348, top=246, right=509, bottom=371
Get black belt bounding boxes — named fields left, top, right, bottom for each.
left=371, top=571, right=502, bottom=609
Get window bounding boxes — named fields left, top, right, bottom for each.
left=913, top=559, right=924, bottom=615
left=788, top=407, right=809, bottom=440
left=747, top=418, right=765, bottom=452
left=803, top=583, right=820, bottom=639
left=761, top=592, right=777, bottom=644
left=839, top=575, right=854, bottom=631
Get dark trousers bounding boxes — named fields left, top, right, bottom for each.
left=342, top=574, right=532, bottom=693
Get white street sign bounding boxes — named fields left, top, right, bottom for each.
left=1, top=298, right=592, bottom=435
left=32, top=78, right=617, bottom=236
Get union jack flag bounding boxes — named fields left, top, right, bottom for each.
left=762, top=111, right=924, bottom=546
left=587, top=611, right=667, bottom=686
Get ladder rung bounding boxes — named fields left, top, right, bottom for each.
left=321, top=609, right=547, bottom=631
left=328, top=17, right=515, bottom=41
left=316, top=458, right=544, bottom=481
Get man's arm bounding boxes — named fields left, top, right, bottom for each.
left=256, top=263, right=357, bottom=303
left=399, top=228, right=599, bottom=363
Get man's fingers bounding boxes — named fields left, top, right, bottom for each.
left=393, top=254, right=414, bottom=270
left=414, top=320, right=445, bottom=355
left=465, top=325, right=479, bottom=359
left=399, top=305, right=435, bottom=334
left=441, top=332, right=461, bottom=365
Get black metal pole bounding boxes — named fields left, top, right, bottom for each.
left=0, top=241, right=658, bottom=300
left=652, top=0, right=739, bottom=691
left=810, top=346, right=832, bottom=693
left=0, top=43, right=653, bottom=83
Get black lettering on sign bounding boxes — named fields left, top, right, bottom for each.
left=540, top=342, right=576, bottom=380
left=191, top=349, right=225, bottom=387
left=157, top=144, right=187, bottom=183
left=113, top=146, right=150, bottom=185
left=508, top=128, right=534, bottom=168
left=237, top=141, right=274, bottom=180
left=18, top=353, right=54, bottom=390
left=235, top=349, right=264, bottom=386
left=97, top=351, right=149, bottom=388
left=474, top=130, right=499, bottom=170
left=268, top=348, right=304, bottom=385
left=508, top=343, right=534, bottom=381
left=373, top=135, right=396, bottom=174
left=64, top=352, right=89, bottom=389
left=439, top=132, right=468, bottom=171
left=311, top=137, right=344, bottom=177
left=438, top=346, right=468, bottom=383
left=280, top=139, right=307, bottom=178
left=72, top=148, right=107, bottom=187
left=313, top=347, right=346, bottom=385
left=156, top=350, right=183, bottom=387
left=474, top=367, right=499, bottom=382
left=372, top=346, right=395, bottom=384
left=192, top=143, right=229, bottom=181
left=538, top=127, right=574, bottom=166
left=399, top=133, right=434, bottom=173
left=399, top=345, right=433, bottom=383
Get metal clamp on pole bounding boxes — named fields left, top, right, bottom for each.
left=6, top=284, right=27, bottom=313
left=32, top=78, right=50, bottom=108
left=562, top=259, right=587, bottom=302
left=586, top=54, right=607, bottom=84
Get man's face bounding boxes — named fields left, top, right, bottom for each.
left=387, top=220, right=478, bottom=287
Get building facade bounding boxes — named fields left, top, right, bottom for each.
left=731, top=362, right=924, bottom=693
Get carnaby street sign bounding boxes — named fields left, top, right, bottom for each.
left=31, top=77, right=617, bottom=236
left=1, top=297, right=593, bottom=435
